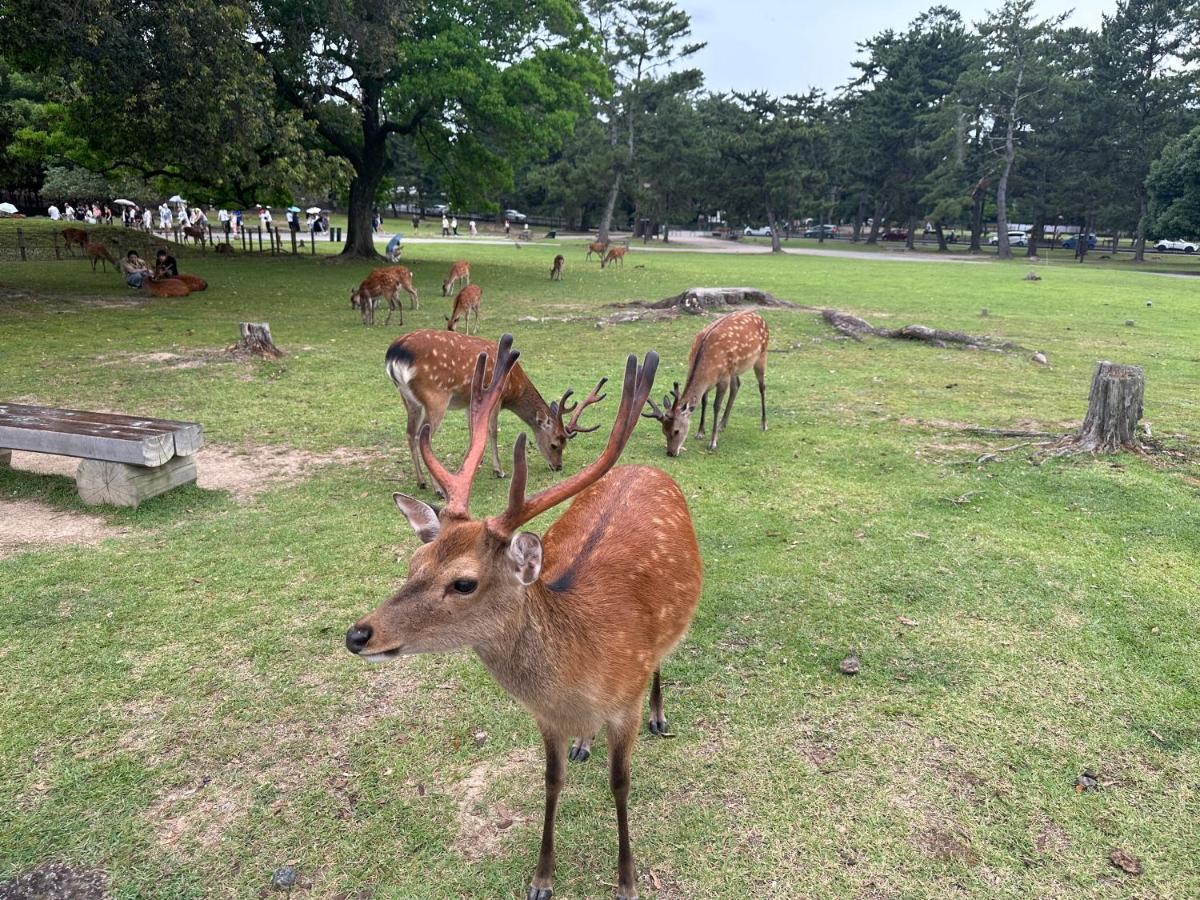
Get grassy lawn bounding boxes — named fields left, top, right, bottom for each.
left=1, top=240, right=1198, bottom=898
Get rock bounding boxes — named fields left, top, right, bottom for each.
left=272, top=865, right=297, bottom=890
left=1024, top=271, right=1042, bottom=281
left=1109, top=849, right=1142, bottom=875
left=1125, top=319, right=1135, bottom=326
left=473, top=730, right=489, bottom=748
left=980, top=308, right=989, bottom=317
left=1074, top=772, right=1100, bottom=792
left=839, top=655, right=861, bottom=675
left=1031, top=351, right=1048, bottom=365
left=1146, top=300, right=1153, bottom=307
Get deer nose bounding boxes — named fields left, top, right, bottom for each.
left=345, top=624, right=373, bottom=654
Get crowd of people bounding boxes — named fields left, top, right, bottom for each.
left=45, top=200, right=332, bottom=241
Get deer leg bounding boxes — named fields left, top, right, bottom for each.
left=708, top=381, right=727, bottom=452
left=719, top=376, right=740, bottom=431
left=569, top=734, right=594, bottom=763
left=404, top=403, right=428, bottom=489
left=694, top=390, right=709, bottom=438
left=608, top=714, right=640, bottom=900
left=408, top=286, right=419, bottom=309
left=648, top=669, right=670, bottom=736
left=755, top=358, right=767, bottom=431
left=424, top=399, right=451, bottom=497
left=528, top=731, right=567, bottom=900
left=487, top=407, right=505, bottom=479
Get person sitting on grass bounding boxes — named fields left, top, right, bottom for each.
left=154, top=249, right=178, bottom=279
left=386, top=232, right=403, bottom=262
left=120, top=251, right=151, bottom=288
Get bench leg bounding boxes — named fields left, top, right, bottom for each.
left=0, top=450, right=10, bottom=467
left=76, top=455, right=197, bottom=507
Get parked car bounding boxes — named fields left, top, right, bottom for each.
left=504, top=208, right=528, bottom=223
left=1061, top=233, right=1097, bottom=250
left=1154, top=238, right=1197, bottom=253
left=743, top=225, right=773, bottom=237
left=803, top=224, right=839, bottom=238
left=881, top=230, right=909, bottom=242
left=429, top=203, right=450, bottom=215
left=989, top=230, right=1028, bottom=247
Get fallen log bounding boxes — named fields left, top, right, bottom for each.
left=642, top=287, right=799, bottom=313
left=821, top=308, right=1027, bottom=353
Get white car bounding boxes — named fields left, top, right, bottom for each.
left=1154, top=238, right=1197, bottom=253
left=989, top=230, right=1028, bottom=247
left=743, top=225, right=773, bottom=237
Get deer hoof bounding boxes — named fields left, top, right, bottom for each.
left=648, top=717, right=673, bottom=737
left=527, top=886, right=553, bottom=900
left=492, top=469, right=508, bottom=479
left=614, top=887, right=639, bottom=900
left=568, top=738, right=591, bottom=762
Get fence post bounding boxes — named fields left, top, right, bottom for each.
left=257, top=226, right=263, bottom=254
left=310, top=232, right=316, bottom=255
left=291, top=229, right=297, bottom=255
left=17, top=227, right=26, bottom=261
left=53, top=231, right=60, bottom=260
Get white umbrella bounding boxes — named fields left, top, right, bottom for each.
left=0, top=202, right=17, bottom=214
left=306, top=206, right=323, bottom=214
left=168, top=194, right=185, bottom=203
left=113, top=198, right=136, bottom=206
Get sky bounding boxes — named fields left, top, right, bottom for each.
left=681, top=0, right=1112, bottom=97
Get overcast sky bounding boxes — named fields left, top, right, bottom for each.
left=682, top=0, right=1112, bottom=96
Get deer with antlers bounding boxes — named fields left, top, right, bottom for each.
left=644, top=310, right=769, bottom=455
left=348, top=334, right=701, bottom=900
left=442, top=259, right=470, bottom=296
left=585, top=241, right=608, bottom=261
left=600, top=245, right=627, bottom=269
left=445, top=283, right=482, bottom=334
left=386, top=330, right=606, bottom=491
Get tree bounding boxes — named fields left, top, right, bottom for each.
left=1146, top=126, right=1200, bottom=238
left=588, top=0, right=704, bottom=242
left=702, top=92, right=824, bottom=253
left=1093, top=0, right=1199, bottom=262
left=973, top=0, right=1064, bottom=259
left=633, top=88, right=712, bottom=240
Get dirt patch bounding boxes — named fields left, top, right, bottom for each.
left=106, top=350, right=232, bottom=371
left=448, top=747, right=540, bottom=861
left=0, top=285, right=150, bottom=314
left=1033, top=818, right=1071, bottom=857
left=0, top=861, right=109, bottom=899
left=0, top=500, right=129, bottom=560
left=196, top=444, right=379, bottom=500
left=918, top=824, right=979, bottom=866
left=146, top=777, right=251, bottom=850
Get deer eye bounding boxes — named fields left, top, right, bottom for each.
left=451, top=578, right=478, bottom=595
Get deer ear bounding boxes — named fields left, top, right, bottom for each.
left=508, top=532, right=543, bottom=586
left=393, top=492, right=440, bottom=543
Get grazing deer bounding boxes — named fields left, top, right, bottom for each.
left=442, top=259, right=470, bottom=296
left=85, top=242, right=118, bottom=273
left=585, top=241, right=608, bottom=261
left=350, top=267, right=414, bottom=326
left=386, top=329, right=606, bottom=491
left=644, top=310, right=769, bottom=455
left=446, top=284, right=482, bottom=334
left=600, top=246, right=627, bottom=269
left=140, top=277, right=191, bottom=297
left=348, top=335, right=701, bottom=900
left=550, top=254, right=565, bottom=280
left=175, top=274, right=207, bottom=292
left=62, top=228, right=89, bottom=256
left=382, top=265, right=419, bottom=309
left=182, top=224, right=206, bottom=246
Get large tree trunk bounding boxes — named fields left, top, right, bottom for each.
left=1133, top=189, right=1147, bottom=263
left=342, top=138, right=387, bottom=259
left=866, top=198, right=884, bottom=245
left=995, top=117, right=1016, bottom=261
left=1072, top=362, right=1145, bottom=453
left=853, top=195, right=866, bottom=242
left=904, top=214, right=916, bottom=250
left=969, top=189, right=984, bottom=252
left=766, top=206, right=782, bottom=253
left=935, top=221, right=947, bottom=252
left=597, top=169, right=623, bottom=244
left=1026, top=214, right=1045, bottom=257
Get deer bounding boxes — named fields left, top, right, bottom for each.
left=600, top=245, right=627, bottom=269
left=643, top=310, right=769, bottom=455
left=182, top=224, right=207, bottom=246
left=350, top=267, right=415, bottom=326
left=85, top=242, right=118, bottom=273
left=175, top=273, right=208, bottom=292
left=442, top=259, right=470, bottom=296
left=347, top=334, right=702, bottom=900
left=61, top=228, right=89, bottom=256
left=550, top=254, right=564, bottom=280
left=140, top=277, right=191, bottom=298
left=381, top=265, right=419, bottom=309
left=445, top=283, right=482, bottom=334
left=585, top=241, right=608, bottom=261
left=386, top=329, right=606, bottom=492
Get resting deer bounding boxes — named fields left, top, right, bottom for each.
left=585, top=241, right=608, bottom=261
left=442, top=259, right=470, bottom=296
left=600, top=246, right=627, bottom=269
left=85, top=242, right=118, bottom=273
left=446, top=284, right=482, bottom=334
left=175, top=274, right=207, bottom=292
left=644, top=310, right=769, bottom=454
left=348, top=335, right=701, bottom=900
left=140, top=277, right=190, bottom=297
left=61, top=228, right=89, bottom=256
left=386, top=330, right=605, bottom=491
left=550, top=254, right=565, bottom=280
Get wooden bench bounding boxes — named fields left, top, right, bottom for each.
left=0, top=404, right=203, bottom=507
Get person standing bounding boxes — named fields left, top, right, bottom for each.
left=469, top=219, right=477, bottom=237
left=441, top=213, right=449, bottom=236
left=451, top=215, right=458, bottom=236
left=219, top=208, right=230, bottom=240
left=289, top=208, right=300, bottom=241
left=234, top=209, right=242, bottom=236
left=176, top=205, right=188, bottom=231
left=411, top=213, right=420, bottom=230
left=159, top=202, right=171, bottom=232
left=48, top=204, right=60, bottom=220
left=504, top=218, right=511, bottom=236
left=142, top=207, right=153, bottom=231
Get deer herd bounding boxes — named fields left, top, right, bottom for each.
left=343, top=241, right=769, bottom=900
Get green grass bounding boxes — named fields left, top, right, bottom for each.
left=1, top=242, right=1198, bottom=898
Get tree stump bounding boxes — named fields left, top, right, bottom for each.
left=1072, top=361, right=1144, bottom=453
left=231, top=322, right=283, bottom=359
